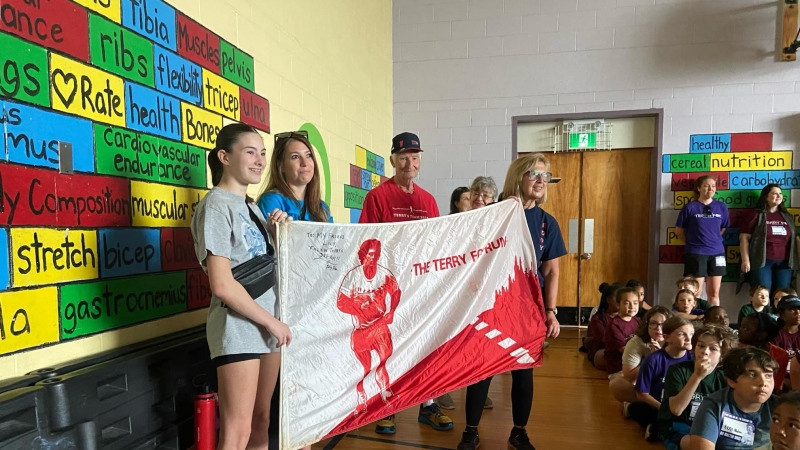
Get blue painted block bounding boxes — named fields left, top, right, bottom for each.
left=376, top=156, right=385, bottom=176
left=121, top=0, right=177, bottom=51
left=662, top=154, right=670, bottom=173
left=690, top=134, right=731, bottom=153
left=99, top=228, right=162, bottom=278
left=125, top=82, right=182, bottom=140
left=153, top=46, right=203, bottom=105
left=3, top=100, right=94, bottom=172
left=723, top=227, right=739, bottom=246
left=350, top=209, right=361, bottom=223
left=361, top=170, right=372, bottom=190
left=0, top=229, right=8, bottom=291
left=729, top=170, right=800, bottom=190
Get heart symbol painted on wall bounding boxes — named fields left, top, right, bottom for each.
left=52, top=69, right=77, bottom=107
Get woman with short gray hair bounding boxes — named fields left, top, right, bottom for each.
left=469, top=176, right=498, bottom=209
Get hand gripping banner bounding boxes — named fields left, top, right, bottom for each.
left=277, top=201, right=546, bottom=449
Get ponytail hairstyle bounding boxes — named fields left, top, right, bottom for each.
left=209, top=123, right=260, bottom=187
left=261, top=133, right=328, bottom=222
left=597, top=282, right=622, bottom=314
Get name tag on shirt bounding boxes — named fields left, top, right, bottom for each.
left=772, top=225, right=787, bottom=236
left=689, top=401, right=701, bottom=420
left=715, top=256, right=726, bottom=267
left=720, top=412, right=755, bottom=445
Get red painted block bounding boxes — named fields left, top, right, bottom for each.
left=671, top=172, right=730, bottom=191
left=0, top=0, right=89, bottom=61
left=349, top=164, right=362, bottom=187
left=187, top=268, right=211, bottom=309
left=0, top=163, right=130, bottom=227
left=175, top=12, right=221, bottom=74
left=161, top=228, right=198, bottom=271
left=730, top=132, right=772, bottom=152
left=659, top=245, right=685, bottom=264
left=729, top=209, right=754, bottom=229
left=239, top=88, right=270, bottom=133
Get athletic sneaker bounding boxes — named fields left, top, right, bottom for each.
left=375, top=415, right=396, bottom=434
left=508, top=429, right=536, bottom=450
left=644, top=423, right=661, bottom=442
left=418, top=403, right=453, bottom=431
left=437, top=393, right=455, bottom=409
left=622, top=401, right=631, bottom=418
left=457, top=430, right=480, bottom=450
left=484, top=396, right=493, bottom=409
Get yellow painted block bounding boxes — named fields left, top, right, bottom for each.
left=73, top=0, right=121, bottom=22
left=181, top=102, right=223, bottom=149
left=11, top=229, right=99, bottom=287
left=371, top=173, right=380, bottom=189
left=130, top=180, right=207, bottom=227
left=673, top=191, right=694, bottom=210
left=50, top=53, right=126, bottom=126
left=726, top=246, right=740, bottom=264
left=666, top=227, right=685, bottom=245
left=355, top=145, right=367, bottom=168
left=202, top=69, right=241, bottom=120
left=788, top=208, right=800, bottom=227
left=0, top=287, right=59, bottom=354
left=710, top=151, right=792, bottom=171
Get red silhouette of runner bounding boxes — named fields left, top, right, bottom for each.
left=336, top=239, right=401, bottom=416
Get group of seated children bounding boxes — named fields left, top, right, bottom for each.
left=583, top=276, right=800, bottom=449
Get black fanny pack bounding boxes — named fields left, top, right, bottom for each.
left=231, top=203, right=276, bottom=299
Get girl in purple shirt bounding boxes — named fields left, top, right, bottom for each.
left=675, top=175, right=730, bottom=306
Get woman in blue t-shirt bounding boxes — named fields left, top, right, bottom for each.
left=455, top=153, right=566, bottom=450
left=675, top=175, right=730, bottom=307
left=257, top=130, right=333, bottom=223
left=256, top=130, right=331, bottom=450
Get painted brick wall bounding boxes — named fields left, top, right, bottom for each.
left=393, top=0, right=800, bottom=312
left=0, top=0, right=392, bottom=380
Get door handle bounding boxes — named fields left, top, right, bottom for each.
left=568, top=219, right=579, bottom=253
left=583, top=218, right=594, bottom=254
left=581, top=253, right=592, bottom=260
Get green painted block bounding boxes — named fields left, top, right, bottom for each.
left=0, top=33, right=50, bottom=107
left=94, top=124, right=207, bottom=188
left=89, top=14, right=155, bottom=87
left=366, top=152, right=377, bottom=173
left=722, top=265, right=738, bottom=283
left=665, top=154, right=710, bottom=173
left=60, top=272, right=188, bottom=339
left=219, top=40, right=255, bottom=90
left=344, top=185, right=368, bottom=209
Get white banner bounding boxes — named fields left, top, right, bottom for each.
left=277, top=200, right=545, bottom=450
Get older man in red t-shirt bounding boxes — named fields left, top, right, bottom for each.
left=359, top=132, right=450, bottom=434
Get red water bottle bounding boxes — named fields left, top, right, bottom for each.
left=195, top=383, right=217, bottom=450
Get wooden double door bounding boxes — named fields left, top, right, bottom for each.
left=541, top=149, right=652, bottom=325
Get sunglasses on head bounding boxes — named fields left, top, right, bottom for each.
left=274, top=130, right=309, bottom=145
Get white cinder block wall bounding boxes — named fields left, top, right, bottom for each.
left=392, top=0, right=800, bottom=311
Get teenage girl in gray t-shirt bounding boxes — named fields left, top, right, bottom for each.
left=190, top=123, right=292, bottom=449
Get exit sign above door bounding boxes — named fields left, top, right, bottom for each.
left=569, top=131, right=597, bottom=149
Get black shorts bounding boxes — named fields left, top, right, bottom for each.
left=684, top=253, right=727, bottom=277
left=213, top=353, right=263, bottom=368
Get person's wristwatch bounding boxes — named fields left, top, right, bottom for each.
left=545, top=307, right=558, bottom=315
